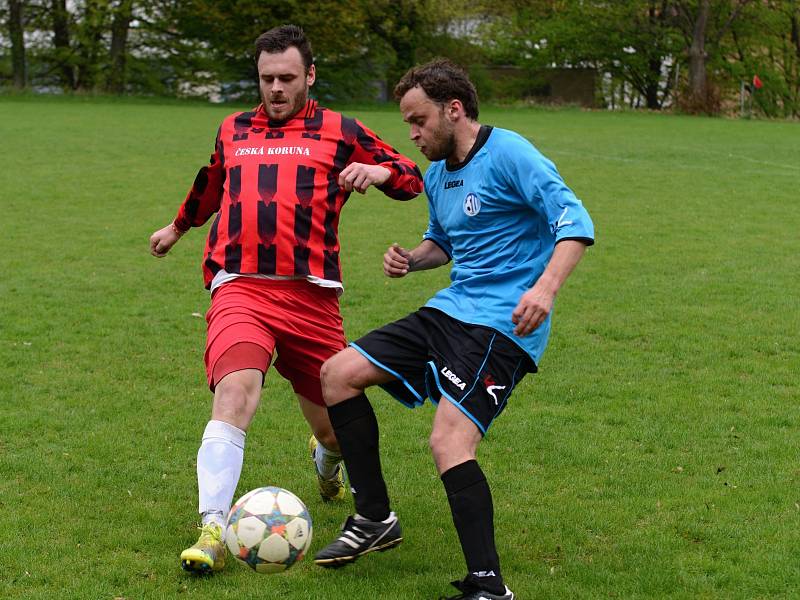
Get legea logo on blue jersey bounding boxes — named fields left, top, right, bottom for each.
left=463, top=193, right=481, bottom=216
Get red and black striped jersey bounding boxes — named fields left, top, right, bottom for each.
left=174, top=99, right=423, bottom=289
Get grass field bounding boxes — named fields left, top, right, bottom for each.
left=0, top=96, right=798, bottom=599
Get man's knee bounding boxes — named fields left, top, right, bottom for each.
left=319, top=354, right=342, bottom=388
left=320, top=349, right=358, bottom=391
left=429, top=428, right=450, bottom=459
left=429, top=419, right=479, bottom=473
left=213, top=372, right=261, bottom=425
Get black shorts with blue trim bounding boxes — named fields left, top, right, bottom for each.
left=350, top=307, right=536, bottom=435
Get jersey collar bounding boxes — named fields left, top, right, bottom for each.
left=255, top=98, right=318, bottom=126
left=445, top=125, right=493, bottom=172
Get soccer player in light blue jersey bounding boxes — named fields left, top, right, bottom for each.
left=314, top=59, right=594, bottom=600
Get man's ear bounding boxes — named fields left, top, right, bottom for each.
left=446, top=99, right=463, bottom=121
left=307, top=64, right=316, bottom=87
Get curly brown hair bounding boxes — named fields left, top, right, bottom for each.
left=393, top=59, right=479, bottom=119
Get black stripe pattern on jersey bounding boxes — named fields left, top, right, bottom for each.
left=225, top=165, right=242, bottom=273
left=233, top=112, right=256, bottom=142
left=257, top=163, right=278, bottom=273
left=293, top=165, right=315, bottom=276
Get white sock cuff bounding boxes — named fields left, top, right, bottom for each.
left=316, top=439, right=342, bottom=458
left=203, top=419, right=246, bottom=449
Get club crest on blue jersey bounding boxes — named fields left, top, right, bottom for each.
left=463, top=193, right=481, bottom=216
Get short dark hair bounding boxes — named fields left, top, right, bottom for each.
left=254, top=25, right=313, bottom=71
left=394, top=59, right=479, bottom=119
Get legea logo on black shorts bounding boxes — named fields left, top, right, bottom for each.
left=440, top=366, right=466, bottom=390
left=463, top=193, right=481, bottom=216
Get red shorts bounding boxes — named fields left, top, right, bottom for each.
left=204, top=278, right=346, bottom=406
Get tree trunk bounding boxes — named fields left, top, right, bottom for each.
left=107, top=0, right=134, bottom=94
left=791, top=2, right=800, bottom=117
left=687, top=0, right=710, bottom=110
left=9, top=0, right=27, bottom=89
left=644, top=2, right=663, bottom=109
left=76, top=0, right=105, bottom=91
left=52, top=0, right=76, bottom=89
left=645, top=57, right=662, bottom=109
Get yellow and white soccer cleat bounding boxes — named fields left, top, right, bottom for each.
left=309, top=434, right=346, bottom=502
left=180, top=522, right=226, bottom=573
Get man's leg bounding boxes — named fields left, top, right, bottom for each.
left=298, top=394, right=346, bottom=501
left=431, top=399, right=510, bottom=598
left=314, top=347, right=401, bottom=566
left=181, top=368, right=262, bottom=573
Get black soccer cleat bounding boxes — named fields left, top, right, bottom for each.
left=438, top=578, right=515, bottom=600
left=314, top=512, right=402, bottom=567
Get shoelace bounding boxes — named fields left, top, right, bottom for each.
left=319, top=465, right=342, bottom=484
left=197, top=524, right=222, bottom=544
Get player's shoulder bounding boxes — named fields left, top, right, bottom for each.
left=488, top=127, right=536, bottom=153
left=227, top=104, right=261, bottom=120
left=487, top=127, right=546, bottom=172
left=217, top=105, right=260, bottom=129
left=320, top=108, right=370, bottom=141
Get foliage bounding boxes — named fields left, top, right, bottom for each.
left=0, top=1, right=799, bottom=112
left=467, top=1, right=682, bottom=108
left=466, top=0, right=799, bottom=115
left=726, top=0, right=800, bottom=117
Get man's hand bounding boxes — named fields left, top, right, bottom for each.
left=512, top=240, right=587, bottom=336
left=149, top=224, right=183, bottom=258
left=338, top=163, right=391, bottom=194
left=511, top=285, right=555, bottom=337
left=383, top=243, right=413, bottom=277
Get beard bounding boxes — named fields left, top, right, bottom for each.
left=261, top=86, right=308, bottom=123
left=423, top=117, right=457, bottom=162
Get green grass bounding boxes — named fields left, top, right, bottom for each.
left=0, top=96, right=798, bottom=599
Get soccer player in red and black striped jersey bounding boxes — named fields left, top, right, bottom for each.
left=149, top=25, right=422, bottom=574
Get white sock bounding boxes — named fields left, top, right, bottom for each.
left=314, top=439, right=342, bottom=479
left=197, top=420, right=246, bottom=525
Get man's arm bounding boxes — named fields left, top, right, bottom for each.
left=149, top=222, right=185, bottom=258
left=149, top=129, right=225, bottom=258
left=383, top=239, right=450, bottom=278
left=339, top=117, right=423, bottom=199
left=338, top=163, right=393, bottom=195
left=511, top=240, right=587, bottom=337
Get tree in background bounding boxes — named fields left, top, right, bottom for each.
left=0, top=0, right=797, bottom=117
left=728, top=0, right=800, bottom=117
left=469, top=1, right=683, bottom=109
left=673, top=0, right=755, bottom=114
left=51, top=0, right=76, bottom=89
left=16, top=0, right=117, bottom=92
left=106, top=0, right=132, bottom=93
left=8, top=0, right=26, bottom=88
left=157, top=0, right=393, bottom=102
left=364, top=0, right=432, bottom=96
left=74, top=0, right=107, bottom=90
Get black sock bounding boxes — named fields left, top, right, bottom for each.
left=441, top=460, right=504, bottom=595
left=327, top=393, right=390, bottom=522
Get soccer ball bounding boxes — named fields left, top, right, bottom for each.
left=225, top=486, right=313, bottom=573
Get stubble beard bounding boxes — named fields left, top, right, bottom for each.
left=262, top=86, right=308, bottom=123
left=426, top=121, right=457, bottom=163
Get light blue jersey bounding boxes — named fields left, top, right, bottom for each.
left=422, top=126, right=594, bottom=365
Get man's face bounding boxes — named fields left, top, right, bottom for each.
left=399, top=86, right=456, bottom=162
left=257, top=47, right=315, bottom=122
